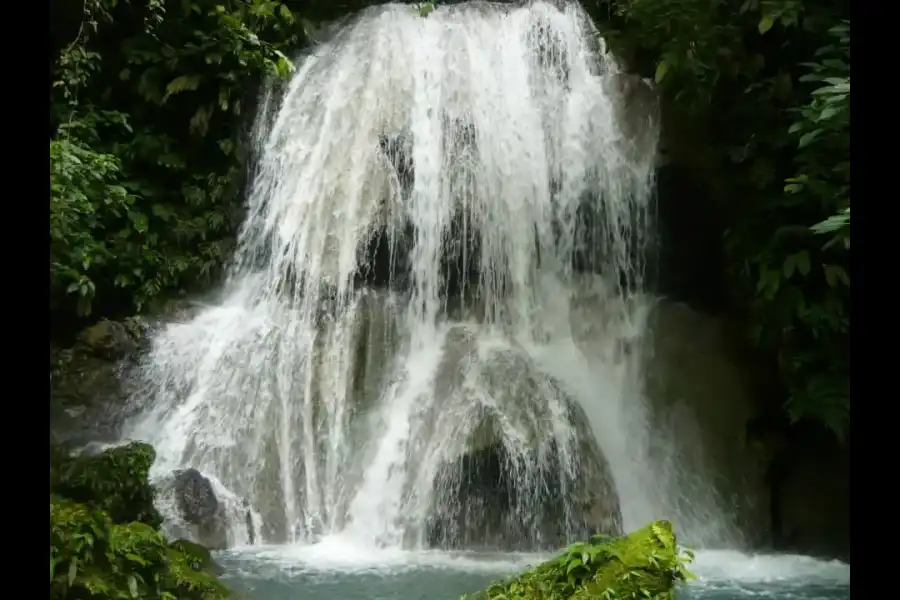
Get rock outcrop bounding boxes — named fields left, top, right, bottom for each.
left=424, top=325, right=622, bottom=551
left=50, top=303, right=206, bottom=447
left=642, top=300, right=771, bottom=547
left=753, top=424, right=850, bottom=561
left=50, top=319, right=144, bottom=446
left=154, top=468, right=254, bottom=551
left=775, top=447, right=849, bottom=560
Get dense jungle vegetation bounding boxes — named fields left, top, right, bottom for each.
left=50, top=0, right=849, bottom=453
left=596, top=0, right=850, bottom=438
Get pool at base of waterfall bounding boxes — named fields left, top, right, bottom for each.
left=216, top=537, right=850, bottom=600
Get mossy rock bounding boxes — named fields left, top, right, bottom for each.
left=50, top=441, right=162, bottom=528
left=165, top=545, right=231, bottom=599
left=171, top=539, right=225, bottom=575
left=466, top=520, right=694, bottom=600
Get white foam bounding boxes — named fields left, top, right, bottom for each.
left=223, top=534, right=547, bottom=574
left=691, top=549, right=850, bottom=585
left=219, top=536, right=850, bottom=587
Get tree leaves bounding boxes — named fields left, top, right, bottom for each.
left=782, top=251, right=810, bottom=279
left=604, top=0, right=850, bottom=435
left=654, top=61, right=668, bottom=83
left=798, top=129, right=821, bottom=148
left=162, top=74, right=202, bottom=102
left=50, top=0, right=302, bottom=319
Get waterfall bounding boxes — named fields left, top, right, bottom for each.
left=122, top=0, right=731, bottom=551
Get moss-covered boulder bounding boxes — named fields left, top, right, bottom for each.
left=51, top=441, right=162, bottom=529
left=466, top=520, right=694, bottom=600
left=170, top=539, right=225, bottom=575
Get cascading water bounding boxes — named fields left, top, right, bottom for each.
left=123, top=0, right=739, bottom=552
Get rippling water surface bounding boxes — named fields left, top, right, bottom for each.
left=217, top=537, right=850, bottom=600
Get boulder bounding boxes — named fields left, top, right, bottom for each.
left=425, top=325, right=622, bottom=551
left=50, top=319, right=144, bottom=446
left=169, top=539, right=225, bottom=575
left=157, top=467, right=258, bottom=550
left=465, top=520, right=693, bottom=600
left=164, top=468, right=231, bottom=550
left=78, top=319, right=138, bottom=359
left=429, top=433, right=619, bottom=551
left=174, top=468, right=220, bottom=523
left=50, top=441, right=162, bottom=529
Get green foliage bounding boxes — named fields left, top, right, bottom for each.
left=50, top=0, right=302, bottom=319
left=50, top=139, right=134, bottom=317
left=169, top=539, right=219, bottom=573
left=787, top=21, right=850, bottom=249
left=50, top=444, right=230, bottom=600
left=51, top=442, right=162, bottom=528
left=415, top=2, right=436, bottom=17
left=464, top=521, right=694, bottom=600
left=598, top=0, right=850, bottom=438
left=50, top=499, right=230, bottom=600
left=51, top=499, right=167, bottom=599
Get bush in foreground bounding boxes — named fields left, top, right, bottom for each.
left=465, top=520, right=694, bottom=600
left=50, top=442, right=231, bottom=600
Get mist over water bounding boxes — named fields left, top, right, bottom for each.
left=213, top=544, right=849, bottom=600
left=125, top=0, right=752, bottom=555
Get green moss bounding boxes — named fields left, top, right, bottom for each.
left=51, top=441, right=162, bottom=528
left=466, top=520, right=695, bottom=600
left=170, top=539, right=224, bottom=575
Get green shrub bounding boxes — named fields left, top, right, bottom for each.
left=465, top=520, right=694, bottom=600
left=51, top=442, right=161, bottom=528
left=50, top=443, right=231, bottom=600
left=50, top=499, right=230, bottom=600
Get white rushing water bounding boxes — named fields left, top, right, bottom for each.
left=123, top=0, right=744, bottom=552
left=214, top=544, right=850, bottom=600
left=221, top=543, right=851, bottom=583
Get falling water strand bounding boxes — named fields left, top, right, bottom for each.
left=123, top=1, right=741, bottom=550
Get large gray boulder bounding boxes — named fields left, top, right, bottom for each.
left=423, top=325, right=622, bottom=551
left=157, top=468, right=255, bottom=551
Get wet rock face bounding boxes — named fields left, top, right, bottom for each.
left=159, top=468, right=256, bottom=551
left=174, top=469, right=220, bottom=524
left=650, top=166, right=727, bottom=312
left=427, top=433, right=622, bottom=551
left=768, top=434, right=849, bottom=561
left=50, top=306, right=207, bottom=448
left=643, top=300, right=771, bottom=546
left=79, top=320, right=139, bottom=359
left=50, top=320, right=145, bottom=446
left=423, top=325, right=623, bottom=551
